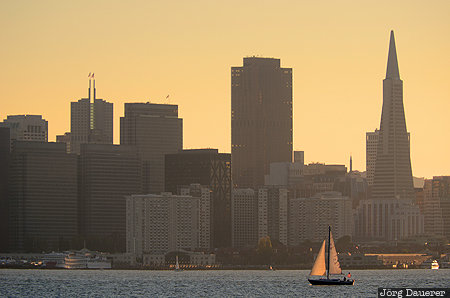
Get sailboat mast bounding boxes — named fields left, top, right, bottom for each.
left=327, top=225, right=331, bottom=279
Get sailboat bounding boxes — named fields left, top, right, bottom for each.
left=174, top=255, right=180, bottom=271
left=308, top=226, right=354, bottom=285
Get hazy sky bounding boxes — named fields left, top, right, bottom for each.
left=1, top=0, right=449, bottom=178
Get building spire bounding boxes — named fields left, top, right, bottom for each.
left=386, top=30, right=400, bottom=79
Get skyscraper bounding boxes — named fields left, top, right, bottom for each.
left=8, top=142, right=78, bottom=252
left=79, top=144, right=141, bottom=252
left=120, top=103, right=183, bottom=194
left=165, top=149, right=231, bottom=248
left=0, top=127, right=10, bottom=252
left=70, top=78, right=113, bottom=154
left=372, top=31, right=415, bottom=200
left=231, top=57, right=293, bottom=189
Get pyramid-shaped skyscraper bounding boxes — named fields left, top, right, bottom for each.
left=372, top=30, right=415, bottom=200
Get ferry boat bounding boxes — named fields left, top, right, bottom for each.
left=42, top=252, right=66, bottom=268
left=64, top=249, right=111, bottom=269
left=431, top=260, right=439, bottom=270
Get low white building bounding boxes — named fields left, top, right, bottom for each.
left=354, top=199, right=423, bottom=241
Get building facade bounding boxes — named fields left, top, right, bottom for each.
left=231, top=57, right=293, bottom=189
left=8, top=142, right=78, bottom=252
left=231, top=189, right=258, bottom=248
left=179, top=184, right=211, bottom=250
left=70, top=79, right=113, bottom=154
left=288, top=192, right=353, bottom=245
left=79, top=144, right=141, bottom=252
left=126, top=193, right=201, bottom=256
left=0, top=127, right=10, bottom=252
left=366, top=129, right=379, bottom=186
left=258, top=187, right=288, bottom=246
left=423, top=176, right=450, bottom=237
left=354, top=198, right=423, bottom=241
left=120, top=102, right=182, bottom=194
left=165, top=149, right=231, bottom=248
left=0, top=115, right=48, bottom=144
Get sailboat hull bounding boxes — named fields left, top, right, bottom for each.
left=308, top=278, right=355, bottom=285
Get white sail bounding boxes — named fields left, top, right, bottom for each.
left=310, top=240, right=326, bottom=276
left=328, top=231, right=342, bottom=275
left=175, top=255, right=180, bottom=270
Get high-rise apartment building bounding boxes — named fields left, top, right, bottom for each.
left=8, top=142, right=78, bottom=252
left=120, top=103, right=182, bottom=194
left=231, top=189, right=258, bottom=248
left=79, top=144, right=141, bottom=252
left=258, top=187, right=288, bottom=246
left=0, top=115, right=48, bottom=144
left=126, top=193, right=201, bottom=256
left=372, top=31, right=414, bottom=200
left=180, top=184, right=211, bottom=251
left=232, top=57, right=293, bottom=189
left=70, top=79, right=113, bottom=154
left=165, top=149, right=231, bottom=248
left=289, top=192, right=352, bottom=245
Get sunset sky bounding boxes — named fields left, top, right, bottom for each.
left=1, top=0, right=449, bottom=178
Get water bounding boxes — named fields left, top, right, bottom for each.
left=0, top=269, right=448, bottom=297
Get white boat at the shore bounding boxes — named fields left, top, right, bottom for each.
left=64, top=249, right=111, bottom=269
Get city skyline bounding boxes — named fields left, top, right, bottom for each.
left=1, top=1, right=449, bottom=178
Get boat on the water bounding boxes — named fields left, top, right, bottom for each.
left=308, top=226, right=354, bottom=285
left=431, top=260, right=439, bottom=270
left=64, top=249, right=111, bottom=269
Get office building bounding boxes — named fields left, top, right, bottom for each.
left=0, top=115, right=48, bottom=144
left=165, top=149, right=231, bottom=248
left=366, top=129, right=379, bottom=186
left=79, top=144, right=141, bottom=252
left=423, top=176, right=450, bottom=237
left=289, top=192, right=352, bottom=245
left=70, top=79, right=113, bottom=154
left=354, top=198, right=423, bottom=241
left=126, top=193, right=201, bottom=256
left=232, top=57, right=293, bottom=189
left=0, top=127, right=10, bottom=251
left=232, top=189, right=258, bottom=248
left=8, top=142, right=78, bottom=252
left=120, top=103, right=182, bottom=194
left=371, top=31, right=414, bottom=200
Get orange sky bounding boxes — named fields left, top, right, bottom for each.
left=1, top=0, right=449, bottom=178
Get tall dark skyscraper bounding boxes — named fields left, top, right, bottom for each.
left=165, top=149, right=231, bottom=248
left=231, top=57, right=293, bottom=189
left=79, top=144, right=141, bottom=252
left=120, top=103, right=183, bottom=194
left=70, top=78, right=113, bottom=154
left=0, top=127, right=10, bottom=252
left=8, top=142, right=78, bottom=252
left=372, top=31, right=415, bottom=200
